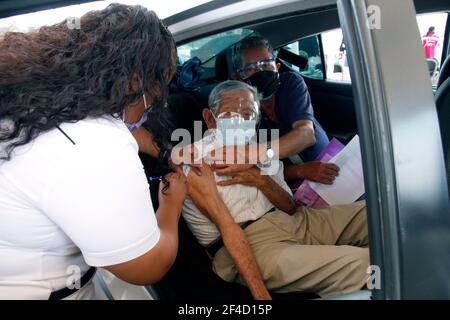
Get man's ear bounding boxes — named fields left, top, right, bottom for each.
left=276, top=62, right=281, bottom=71
left=203, top=108, right=216, bottom=129
left=230, top=73, right=239, bottom=80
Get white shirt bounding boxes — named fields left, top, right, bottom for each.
left=182, top=134, right=292, bottom=246
left=0, top=116, right=160, bottom=299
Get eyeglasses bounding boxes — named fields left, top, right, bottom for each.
left=212, top=98, right=260, bottom=121
left=237, top=57, right=277, bottom=79
left=216, top=110, right=259, bottom=121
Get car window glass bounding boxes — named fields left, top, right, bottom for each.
left=417, top=12, right=448, bottom=89
left=322, top=29, right=351, bottom=83
left=320, top=13, right=448, bottom=86
left=281, top=35, right=324, bottom=80
left=177, top=29, right=254, bottom=67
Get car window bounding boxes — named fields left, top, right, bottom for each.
left=281, top=35, right=324, bottom=80
left=321, top=12, right=448, bottom=86
left=291, top=11, right=448, bottom=86
left=322, top=29, right=351, bottom=83
left=417, top=12, right=448, bottom=89
left=177, top=29, right=254, bottom=68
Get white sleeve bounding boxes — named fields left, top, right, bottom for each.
left=42, top=138, right=160, bottom=267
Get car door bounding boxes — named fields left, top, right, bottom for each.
left=338, top=0, right=450, bottom=299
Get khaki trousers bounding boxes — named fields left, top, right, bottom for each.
left=212, top=201, right=369, bottom=297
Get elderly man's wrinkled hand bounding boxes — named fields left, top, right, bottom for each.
left=213, top=163, right=256, bottom=176
left=187, top=161, right=221, bottom=213
left=204, top=143, right=261, bottom=166
left=216, top=167, right=264, bottom=188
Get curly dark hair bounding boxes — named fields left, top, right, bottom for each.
left=0, top=3, right=176, bottom=167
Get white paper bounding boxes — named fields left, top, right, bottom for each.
left=309, top=135, right=365, bottom=205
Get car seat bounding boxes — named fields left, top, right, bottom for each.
left=437, top=55, right=450, bottom=88
left=277, top=47, right=309, bottom=72
left=167, top=91, right=207, bottom=141
left=435, top=78, right=450, bottom=198
left=185, top=47, right=235, bottom=108
left=427, top=58, right=439, bottom=77
left=215, top=47, right=235, bottom=81
left=138, top=91, right=318, bottom=299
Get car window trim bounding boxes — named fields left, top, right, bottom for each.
left=442, top=12, right=450, bottom=63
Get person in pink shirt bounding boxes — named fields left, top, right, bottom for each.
left=423, top=26, right=439, bottom=59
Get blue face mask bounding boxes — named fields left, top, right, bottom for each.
left=215, top=117, right=257, bottom=146
left=124, top=94, right=151, bottom=132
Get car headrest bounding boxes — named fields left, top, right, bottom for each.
left=438, top=55, right=450, bottom=88
left=427, top=58, right=439, bottom=76
left=215, top=48, right=234, bottom=81
left=277, top=47, right=309, bottom=70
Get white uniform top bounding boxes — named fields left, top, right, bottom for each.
left=182, top=133, right=292, bottom=247
left=0, top=116, right=160, bottom=299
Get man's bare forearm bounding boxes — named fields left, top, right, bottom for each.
left=206, top=197, right=271, bottom=300
left=279, top=126, right=315, bottom=159
left=265, top=125, right=315, bottom=160
left=257, top=176, right=295, bottom=215
left=221, top=223, right=271, bottom=300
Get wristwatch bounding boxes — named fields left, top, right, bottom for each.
left=258, top=143, right=274, bottom=168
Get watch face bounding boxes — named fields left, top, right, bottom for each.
left=267, top=148, right=275, bottom=159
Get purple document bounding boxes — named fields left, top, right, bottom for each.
left=293, top=138, right=345, bottom=209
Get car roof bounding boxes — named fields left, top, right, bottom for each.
left=165, top=0, right=450, bottom=48
left=2, top=0, right=447, bottom=47
left=0, top=1, right=218, bottom=41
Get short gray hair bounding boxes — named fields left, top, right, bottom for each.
left=232, top=35, right=275, bottom=71
left=208, top=80, right=261, bottom=115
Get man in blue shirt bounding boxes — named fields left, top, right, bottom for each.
left=259, top=71, right=329, bottom=162
left=222, top=35, right=339, bottom=184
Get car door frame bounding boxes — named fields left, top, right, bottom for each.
left=442, top=13, right=450, bottom=62
left=338, top=0, right=450, bottom=299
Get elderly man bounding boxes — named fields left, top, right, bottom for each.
left=183, top=80, right=370, bottom=300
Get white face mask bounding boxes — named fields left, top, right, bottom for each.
left=215, top=117, right=257, bottom=146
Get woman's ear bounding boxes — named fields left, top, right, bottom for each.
left=148, top=80, right=163, bottom=98
left=124, top=72, right=142, bottom=96
left=203, top=108, right=216, bottom=129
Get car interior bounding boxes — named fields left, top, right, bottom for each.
left=136, top=1, right=450, bottom=300
left=0, top=0, right=448, bottom=301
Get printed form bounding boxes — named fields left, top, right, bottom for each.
left=309, top=135, right=365, bottom=205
